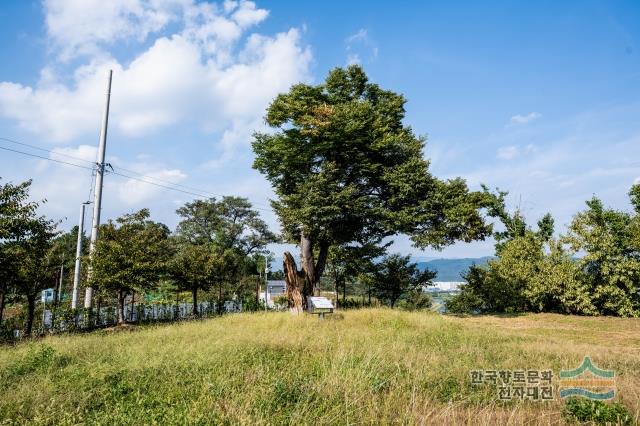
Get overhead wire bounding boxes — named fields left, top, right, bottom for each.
left=0, top=136, right=273, bottom=212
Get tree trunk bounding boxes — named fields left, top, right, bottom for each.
left=129, top=291, right=136, bottom=322
left=192, top=288, right=199, bottom=316
left=283, top=252, right=304, bottom=313
left=343, top=280, right=347, bottom=304
left=175, top=290, right=179, bottom=319
left=25, top=294, right=36, bottom=336
left=117, top=289, right=126, bottom=325
left=299, top=233, right=329, bottom=301
left=0, top=291, right=5, bottom=327
left=96, top=296, right=101, bottom=326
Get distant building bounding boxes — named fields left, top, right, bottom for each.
left=260, top=280, right=286, bottom=307
left=427, top=282, right=464, bottom=292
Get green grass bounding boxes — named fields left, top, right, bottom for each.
left=0, top=309, right=639, bottom=425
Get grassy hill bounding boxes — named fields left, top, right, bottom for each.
left=1, top=310, right=638, bottom=424
left=417, top=257, right=493, bottom=281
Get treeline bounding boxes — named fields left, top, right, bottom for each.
left=0, top=177, right=277, bottom=336
left=447, top=185, right=640, bottom=317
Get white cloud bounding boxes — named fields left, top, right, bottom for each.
left=509, top=112, right=541, bottom=125
left=496, top=144, right=535, bottom=160
left=44, top=0, right=182, bottom=60
left=0, top=1, right=311, bottom=143
left=634, top=176, right=640, bottom=184
left=345, top=28, right=377, bottom=65
left=114, top=168, right=187, bottom=205
left=346, top=28, right=368, bottom=44
left=496, top=145, right=518, bottom=160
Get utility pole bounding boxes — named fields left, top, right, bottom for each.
left=57, top=262, right=64, bottom=303
left=264, top=255, right=269, bottom=311
left=84, top=69, right=113, bottom=309
left=72, top=202, right=88, bottom=309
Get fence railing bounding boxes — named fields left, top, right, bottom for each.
left=1, top=300, right=243, bottom=342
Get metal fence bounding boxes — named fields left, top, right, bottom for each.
left=2, top=300, right=243, bottom=341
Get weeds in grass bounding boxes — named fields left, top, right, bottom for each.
left=563, top=397, right=633, bottom=425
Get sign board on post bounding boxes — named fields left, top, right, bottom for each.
left=307, top=296, right=334, bottom=319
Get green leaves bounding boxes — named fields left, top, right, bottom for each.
left=253, top=65, right=492, bottom=256
left=89, top=209, right=170, bottom=295
left=372, top=254, right=436, bottom=308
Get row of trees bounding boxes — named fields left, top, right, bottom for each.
left=0, top=177, right=278, bottom=335
left=447, top=185, right=640, bottom=317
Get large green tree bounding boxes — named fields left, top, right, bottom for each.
left=89, top=209, right=170, bottom=324
left=174, top=197, right=276, bottom=308
left=252, top=65, right=494, bottom=306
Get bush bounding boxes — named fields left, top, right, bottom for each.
left=398, top=290, right=432, bottom=311
left=563, top=398, right=633, bottom=425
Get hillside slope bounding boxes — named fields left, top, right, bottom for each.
left=0, top=310, right=638, bottom=424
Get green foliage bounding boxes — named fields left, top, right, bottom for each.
left=173, top=197, right=276, bottom=305
left=0, top=178, right=57, bottom=333
left=397, top=289, right=432, bottom=311
left=563, top=398, right=633, bottom=425
left=372, top=254, right=435, bottom=308
left=252, top=65, right=495, bottom=294
left=90, top=209, right=170, bottom=295
left=563, top=196, right=640, bottom=317
left=449, top=186, right=640, bottom=317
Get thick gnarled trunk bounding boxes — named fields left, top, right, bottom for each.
left=284, top=233, right=330, bottom=312
left=283, top=252, right=304, bottom=313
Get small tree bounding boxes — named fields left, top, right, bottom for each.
left=563, top=192, right=640, bottom=316
left=169, top=241, right=219, bottom=316
left=14, top=217, right=58, bottom=335
left=372, top=254, right=435, bottom=308
left=0, top=178, right=41, bottom=327
left=89, top=209, right=170, bottom=324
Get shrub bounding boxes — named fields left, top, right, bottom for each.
left=398, top=290, right=432, bottom=311
left=563, top=398, right=633, bottom=425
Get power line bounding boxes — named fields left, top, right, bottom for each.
left=0, top=145, right=95, bottom=170
left=0, top=140, right=273, bottom=211
left=108, top=170, right=271, bottom=211
left=0, top=136, right=96, bottom=165
left=0, top=135, right=271, bottom=207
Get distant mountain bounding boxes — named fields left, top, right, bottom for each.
left=417, top=257, right=493, bottom=282
left=271, top=255, right=493, bottom=282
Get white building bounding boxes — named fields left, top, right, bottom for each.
left=260, top=280, right=287, bottom=307
left=428, top=282, right=464, bottom=292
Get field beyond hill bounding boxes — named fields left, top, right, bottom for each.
left=0, top=309, right=638, bottom=425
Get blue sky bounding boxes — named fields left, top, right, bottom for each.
left=0, top=0, right=639, bottom=259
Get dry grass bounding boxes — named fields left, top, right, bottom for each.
left=0, top=309, right=638, bottom=425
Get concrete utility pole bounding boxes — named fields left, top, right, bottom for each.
left=264, top=255, right=269, bottom=311
left=84, top=69, right=113, bottom=309
left=71, top=202, right=88, bottom=309
left=57, top=263, right=64, bottom=303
